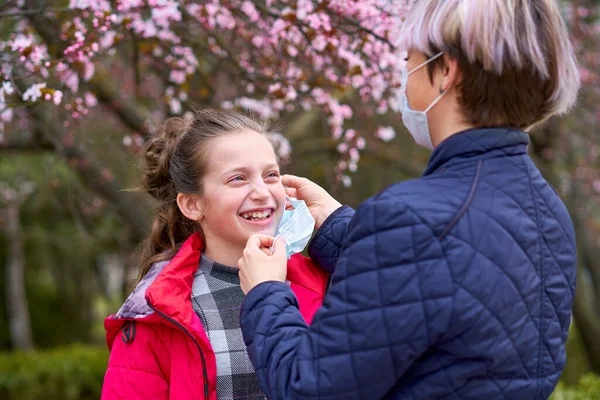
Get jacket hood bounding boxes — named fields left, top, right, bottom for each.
left=105, top=233, right=205, bottom=349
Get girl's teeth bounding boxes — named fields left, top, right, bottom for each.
left=242, top=210, right=271, bottom=220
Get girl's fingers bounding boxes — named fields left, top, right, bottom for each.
left=245, top=234, right=276, bottom=251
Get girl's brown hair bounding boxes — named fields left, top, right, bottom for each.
left=137, top=109, right=271, bottom=284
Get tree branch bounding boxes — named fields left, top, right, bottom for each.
left=23, top=0, right=153, bottom=140
left=0, top=137, right=53, bottom=151
left=27, top=104, right=148, bottom=242
left=89, top=69, right=153, bottom=139
left=13, top=73, right=149, bottom=243
left=292, top=136, right=422, bottom=177
left=0, top=7, right=72, bottom=18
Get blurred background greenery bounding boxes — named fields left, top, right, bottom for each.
left=0, top=0, right=599, bottom=398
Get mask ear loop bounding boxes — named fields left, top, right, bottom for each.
left=285, top=195, right=296, bottom=211
left=270, top=235, right=281, bottom=254
left=272, top=195, right=293, bottom=252
left=407, top=51, right=444, bottom=75
left=424, top=87, right=449, bottom=113
left=404, top=51, right=446, bottom=114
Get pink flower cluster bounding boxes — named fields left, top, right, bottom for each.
left=2, top=0, right=415, bottom=185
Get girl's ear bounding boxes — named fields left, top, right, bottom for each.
left=176, top=193, right=205, bottom=221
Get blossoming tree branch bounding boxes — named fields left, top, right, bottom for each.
left=1, top=0, right=414, bottom=187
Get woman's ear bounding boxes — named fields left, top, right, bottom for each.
left=176, top=193, right=205, bottom=221
left=440, top=54, right=462, bottom=93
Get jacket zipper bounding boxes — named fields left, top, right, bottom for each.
left=148, top=303, right=209, bottom=399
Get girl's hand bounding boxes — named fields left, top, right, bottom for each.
left=238, top=235, right=287, bottom=294
left=281, top=175, right=342, bottom=229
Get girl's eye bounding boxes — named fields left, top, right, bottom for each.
left=229, top=176, right=245, bottom=182
left=265, top=171, right=280, bottom=179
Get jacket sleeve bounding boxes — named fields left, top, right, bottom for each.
left=307, top=205, right=355, bottom=274
left=241, top=195, right=454, bottom=399
left=102, top=322, right=169, bottom=400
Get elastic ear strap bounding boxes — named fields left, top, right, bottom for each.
left=408, top=51, right=444, bottom=75
left=270, top=234, right=282, bottom=252
left=424, top=90, right=448, bottom=113
left=286, top=195, right=303, bottom=208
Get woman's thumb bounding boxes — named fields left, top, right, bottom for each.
left=282, top=174, right=304, bottom=189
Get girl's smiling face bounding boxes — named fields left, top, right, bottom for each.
left=197, top=129, right=286, bottom=260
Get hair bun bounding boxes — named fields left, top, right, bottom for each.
left=142, top=117, right=191, bottom=202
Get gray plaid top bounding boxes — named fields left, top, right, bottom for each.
left=191, top=255, right=266, bottom=400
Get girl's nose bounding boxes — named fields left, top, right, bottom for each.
left=249, top=180, right=270, bottom=201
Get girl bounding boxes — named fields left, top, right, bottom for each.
left=237, top=0, right=580, bottom=399
left=101, top=110, right=328, bottom=400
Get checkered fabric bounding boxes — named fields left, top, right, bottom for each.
left=191, top=255, right=266, bottom=400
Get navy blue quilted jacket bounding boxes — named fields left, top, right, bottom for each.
left=240, top=128, right=577, bottom=400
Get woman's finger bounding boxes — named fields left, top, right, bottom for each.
left=281, top=174, right=306, bottom=189
left=285, top=187, right=297, bottom=199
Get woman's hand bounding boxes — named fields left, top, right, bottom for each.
left=238, top=235, right=287, bottom=294
left=281, top=175, right=342, bottom=229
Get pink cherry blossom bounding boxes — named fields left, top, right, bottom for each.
left=1, top=0, right=420, bottom=186
left=376, top=126, right=396, bottom=142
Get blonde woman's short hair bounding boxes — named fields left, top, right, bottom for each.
left=397, top=0, right=581, bottom=129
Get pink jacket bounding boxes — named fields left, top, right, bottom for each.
left=101, top=233, right=328, bottom=400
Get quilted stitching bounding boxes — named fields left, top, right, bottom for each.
left=308, top=206, right=355, bottom=273
left=240, top=128, right=577, bottom=400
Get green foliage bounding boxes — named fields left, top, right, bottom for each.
left=0, top=344, right=108, bottom=400
left=0, top=343, right=599, bottom=400
left=0, top=153, right=134, bottom=349
left=562, top=322, right=591, bottom=385
left=551, top=374, right=600, bottom=400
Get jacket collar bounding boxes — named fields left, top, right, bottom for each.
left=423, top=127, right=529, bottom=176
left=111, top=232, right=323, bottom=327
left=144, top=232, right=205, bottom=329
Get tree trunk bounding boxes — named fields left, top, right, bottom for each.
left=530, top=121, right=600, bottom=373
left=569, top=194, right=600, bottom=374
left=4, top=198, right=34, bottom=350
left=572, top=274, right=600, bottom=373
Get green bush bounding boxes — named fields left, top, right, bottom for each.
left=0, top=344, right=108, bottom=400
left=551, top=374, right=600, bottom=400
left=1, top=343, right=600, bottom=399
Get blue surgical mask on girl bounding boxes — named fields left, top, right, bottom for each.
left=273, top=196, right=315, bottom=259
left=397, top=51, right=446, bottom=150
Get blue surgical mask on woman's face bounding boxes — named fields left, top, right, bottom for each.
left=273, top=196, right=315, bottom=259
left=397, top=51, right=446, bottom=150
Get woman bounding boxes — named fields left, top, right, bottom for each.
left=101, top=110, right=328, bottom=400
left=237, top=0, right=580, bottom=399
